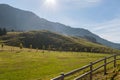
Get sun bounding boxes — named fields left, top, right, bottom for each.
left=46, top=0, right=56, bottom=4
left=43, top=0, right=58, bottom=10
left=45, top=0, right=56, bottom=6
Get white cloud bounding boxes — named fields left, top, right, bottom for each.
left=85, top=0, right=101, bottom=3
left=59, top=0, right=102, bottom=9
left=57, top=15, right=120, bottom=43
left=91, top=18, right=120, bottom=43
left=92, top=18, right=120, bottom=31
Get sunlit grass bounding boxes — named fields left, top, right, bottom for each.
left=0, top=46, right=112, bottom=80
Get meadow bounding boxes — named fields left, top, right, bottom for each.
left=0, top=46, right=112, bottom=80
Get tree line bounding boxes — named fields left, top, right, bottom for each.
left=18, top=42, right=116, bottom=54
left=0, top=28, right=7, bottom=36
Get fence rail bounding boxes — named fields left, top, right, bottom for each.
left=51, top=54, right=120, bottom=80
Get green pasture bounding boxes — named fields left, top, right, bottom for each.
left=0, top=47, right=111, bottom=80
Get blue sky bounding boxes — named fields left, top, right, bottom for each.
left=0, top=0, right=120, bottom=43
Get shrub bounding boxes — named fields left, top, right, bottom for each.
left=1, top=43, right=4, bottom=49
left=30, top=44, right=32, bottom=49
left=19, top=43, right=23, bottom=49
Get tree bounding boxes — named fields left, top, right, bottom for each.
left=3, top=28, right=7, bottom=35
left=75, top=48, right=78, bottom=52
left=84, top=48, right=87, bottom=52
left=28, top=44, right=33, bottom=52
left=11, top=29, right=14, bottom=32
left=70, top=48, right=73, bottom=51
left=30, top=44, right=32, bottom=49
left=1, top=43, right=4, bottom=49
left=42, top=45, right=45, bottom=50
left=0, top=28, right=2, bottom=36
left=59, top=47, right=62, bottom=51
left=0, top=28, right=7, bottom=36
left=19, top=43, right=23, bottom=49
left=36, top=48, right=38, bottom=52
left=48, top=45, right=51, bottom=50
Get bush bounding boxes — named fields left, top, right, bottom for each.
left=19, top=43, right=23, bottom=49
left=30, top=44, right=32, bottom=49
left=1, top=44, right=4, bottom=49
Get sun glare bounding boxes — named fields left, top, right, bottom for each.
left=45, top=0, right=56, bottom=6
left=46, top=0, right=56, bottom=4
left=45, top=0, right=57, bottom=8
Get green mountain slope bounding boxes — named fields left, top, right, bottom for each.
left=0, top=31, right=118, bottom=53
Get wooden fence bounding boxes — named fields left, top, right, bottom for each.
left=51, top=54, right=120, bottom=80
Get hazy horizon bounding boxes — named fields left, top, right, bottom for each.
left=0, top=0, right=120, bottom=43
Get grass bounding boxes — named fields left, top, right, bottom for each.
left=92, top=65, right=120, bottom=80
left=0, top=46, right=112, bottom=80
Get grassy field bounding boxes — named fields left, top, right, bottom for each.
left=0, top=46, right=112, bottom=80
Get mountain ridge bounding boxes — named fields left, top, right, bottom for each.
left=0, top=4, right=120, bottom=49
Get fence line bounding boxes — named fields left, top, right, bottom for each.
left=51, top=54, right=120, bottom=80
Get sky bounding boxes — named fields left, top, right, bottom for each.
left=0, top=0, right=120, bottom=43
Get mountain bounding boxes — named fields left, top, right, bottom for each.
left=0, top=31, right=118, bottom=53
left=0, top=4, right=120, bottom=49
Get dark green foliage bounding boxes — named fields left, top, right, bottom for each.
left=3, top=28, right=7, bottom=35
left=0, top=28, right=2, bottom=36
left=0, top=28, right=7, bottom=36
left=11, top=29, right=14, bottom=32
left=42, top=45, right=45, bottom=50
left=19, top=43, right=23, bottom=49
left=0, top=31, right=119, bottom=53
left=30, top=44, right=32, bottom=49
left=1, top=43, right=4, bottom=48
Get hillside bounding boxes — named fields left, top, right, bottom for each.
left=0, top=31, right=118, bottom=53
left=0, top=4, right=120, bottom=49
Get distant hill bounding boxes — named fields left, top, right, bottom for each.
left=0, top=31, right=118, bottom=53
left=0, top=4, right=120, bottom=49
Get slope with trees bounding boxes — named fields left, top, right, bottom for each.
left=0, top=31, right=119, bottom=53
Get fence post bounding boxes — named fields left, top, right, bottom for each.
left=104, top=57, right=107, bottom=75
left=114, top=54, right=117, bottom=67
left=90, top=62, right=93, bottom=80
left=60, top=72, right=64, bottom=80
